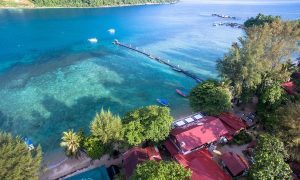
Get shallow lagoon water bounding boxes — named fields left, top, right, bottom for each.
left=0, top=1, right=300, bottom=160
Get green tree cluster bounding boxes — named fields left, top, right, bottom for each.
left=123, top=105, right=173, bottom=146
left=0, top=132, right=42, bottom=180
left=249, top=134, right=292, bottom=179
left=244, top=13, right=280, bottom=28
left=85, top=109, right=123, bottom=159
left=217, top=17, right=300, bottom=104
left=189, top=80, right=232, bottom=116
left=132, top=160, right=191, bottom=180
left=276, top=101, right=300, bottom=163
left=61, top=106, right=173, bottom=159
left=32, top=0, right=176, bottom=7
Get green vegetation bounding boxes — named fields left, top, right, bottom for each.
left=123, top=105, right=173, bottom=146
left=132, top=160, right=191, bottom=180
left=229, top=130, right=252, bottom=145
left=0, top=0, right=33, bottom=7
left=90, top=109, right=123, bottom=144
left=60, top=110, right=123, bottom=159
left=244, top=13, right=280, bottom=28
left=60, top=106, right=172, bottom=159
left=249, top=134, right=292, bottom=179
left=32, top=0, right=176, bottom=7
left=189, top=80, right=232, bottom=116
left=0, top=132, right=42, bottom=179
left=219, top=14, right=300, bottom=172
left=276, top=101, right=300, bottom=163
left=217, top=17, right=299, bottom=104
left=60, top=129, right=81, bottom=157
left=83, top=136, right=107, bottom=159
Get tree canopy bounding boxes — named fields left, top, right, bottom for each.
left=249, top=134, right=292, bottom=179
left=132, top=160, right=191, bottom=180
left=276, top=101, right=300, bottom=163
left=217, top=17, right=300, bottom=103
left=0, top=132, right=42, bottom=180
left=122, top=105, right=173, bottom=146
left=60, top=129, right=81, bottom=157
left=90, top=109, right=123, bottom=144
left=189, top=80, right=232, bottom=115
left=244, top=13, right=280, bottom=28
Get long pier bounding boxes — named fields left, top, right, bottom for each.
left=113, top=40, right=203, bottom=83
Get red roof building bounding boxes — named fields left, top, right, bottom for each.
left=167, top=116, right=229, bottom=154
left=221, top=152, right=249, bottom=177
left=282, top=81, right=298, bottom=95
left=219, top=112, right=247, bottom=135
left=175, top=149, right=231, bottom=180
left=123, top=146, right=161, bottom=180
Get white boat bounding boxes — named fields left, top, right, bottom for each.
left=108, top=28, right=116, bottom=34
left=88, top=38, right=98, bottom=43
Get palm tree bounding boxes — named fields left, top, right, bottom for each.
left=60, top=129, right=80, bottom=157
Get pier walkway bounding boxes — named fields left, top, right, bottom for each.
left=113, top=40, right=203, bottom=83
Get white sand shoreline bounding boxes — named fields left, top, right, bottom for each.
left=0, top=2, right=177, bottom=9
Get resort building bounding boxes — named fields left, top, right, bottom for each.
left=164, top=114, right=233, bottom=180
left=174, top=149, right=231, bottom=180
left=218, top=112, right=247, bottom=138
left=122, top=146, right=161, bottom=180
left=221, top=152, right=249, bottom=177
left=282, top=72, right=300, bottom=95
left=282, top=81, right=299, bottom=95
left=166, top=116, right=229, bottom=155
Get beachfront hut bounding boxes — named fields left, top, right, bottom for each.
left=165, top=116, right=229, bottom=155
left=122, top=146, right=161, bottom=180
left=221, top=152, right=249, bottom=177
left=174, top=149, right=230, bottom=180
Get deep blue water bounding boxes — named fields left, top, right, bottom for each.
left=0, top=1, right=299, bottom=160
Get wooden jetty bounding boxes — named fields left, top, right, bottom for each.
left=113, top=40, right=203, bottom=83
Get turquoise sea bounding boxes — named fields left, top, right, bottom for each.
left=0, top=1, right=300, bottom=161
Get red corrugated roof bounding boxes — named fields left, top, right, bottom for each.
left=282, top=81, right=297, bottom=95
left=164, top=139, right=179, bottom=156
left=171, top=116, right=229, bottom=152
left=123, top=146, right=161, bottom=180
left=219, top=112, right=247, bottom=135
left=175, top=149, right=231, bottom=180
left=145, top=146, right=162, bottom=161
left=221, top=152, right=249, bottom=176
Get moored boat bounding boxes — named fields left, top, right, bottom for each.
left=176, top=89, right=189, bottom=97
left=88, top=38, right=98, bottom=43
left=24, top=137, right=34, bottom=151
left=156, top=98, right=169, bottom=106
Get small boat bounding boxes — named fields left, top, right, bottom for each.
left=24, top=137, right=34, bottom=151
left=108, top=28, right=116, bottom=35
left=88, top=38, right=98, bottom=43
left=176, top=89, right=189, bottom=97
left=157, top=98, right=169, bottom=106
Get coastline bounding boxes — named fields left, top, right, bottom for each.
left=0, top=1, right=177, bottom=9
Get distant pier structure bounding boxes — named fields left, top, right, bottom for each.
left=113, top=39, right=203, bottom=83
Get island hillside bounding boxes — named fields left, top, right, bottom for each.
left=0, top=0, right=177, bottom=8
